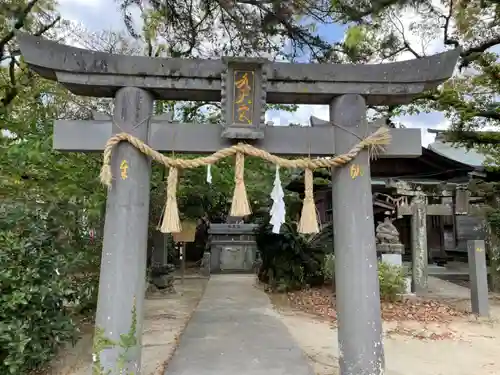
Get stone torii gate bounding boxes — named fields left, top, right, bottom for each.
left=16, top=33, right=459, bottom=375
left=392, top=181, right=472, bottom=293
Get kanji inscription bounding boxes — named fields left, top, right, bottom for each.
left=350, top=164, right=363, bottom=179
left=232, top=70, right=255, bottom=125
left=120, top=159, right=129, bottom=180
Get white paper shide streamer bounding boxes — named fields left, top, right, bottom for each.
left=269, top=166, right=286, bottom=234
left=206, top=165, right=212, bottom=184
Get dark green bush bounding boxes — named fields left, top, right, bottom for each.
left=0, top=203, right=98, bottom=374
left=321, top=253, right=406, bottom=300
left=255, top=219, right=330, bottom=292
left=486, top=210, right=500, bottom=290
left=322, top=253, right=335, bottom=281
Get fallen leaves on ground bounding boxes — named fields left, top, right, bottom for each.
left=287, top=287, right=467, bottom=323
left=385, top=326, right=457, bottom=341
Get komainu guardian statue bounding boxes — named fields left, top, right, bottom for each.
left=376, top=217, right=401, bottom=245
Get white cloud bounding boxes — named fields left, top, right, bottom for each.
left=266, top=105, right=328, bottom=126
left=267, top=106, right=449, bottom=147
left=58, top=0, right=127, bottom=34
left=58, top=0, right=101, bottom=7
left=395, top=113, right=450, bottom=147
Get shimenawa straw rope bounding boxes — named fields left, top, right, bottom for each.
left=99, top=126, right=391, bottom=234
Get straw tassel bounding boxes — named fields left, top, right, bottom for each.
left=99, top=163, right=112, bottom=187
left=230, top=152, right=251, bottom=217
left=160, top=167, right=182, bottom=233
left=298, top=168, right=319, bottom=234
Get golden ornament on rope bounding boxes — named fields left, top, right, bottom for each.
left=99, top=126, right=391, bottom=234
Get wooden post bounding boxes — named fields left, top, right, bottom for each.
left=172, top=220, right=197, bottom=289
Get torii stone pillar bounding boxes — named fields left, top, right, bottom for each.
left=330, top=95, right=384, bottom=374
left=96, top=87, right=154, bottom=372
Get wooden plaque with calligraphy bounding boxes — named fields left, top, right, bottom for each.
left=232, top=70, right=255, bottom=126
left=221, top=58, right=267, bottom=140
left=172, top=220, right=197, bottom=243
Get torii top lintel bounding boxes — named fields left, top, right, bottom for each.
left=16, top=33, right=460, bottom=106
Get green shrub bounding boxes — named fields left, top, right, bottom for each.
left=255, top=219, right=330, bottom=292
left=377, top=261, right=406, bottom=301
left=486, top=209, right=500, bottom=291
left=0, top=203, right=98, bottom=374
left=322, top=253, right=335, bottom=281
left=322, top=255, right=405, bottom=300
left=255, top=216, right=406, bottom=301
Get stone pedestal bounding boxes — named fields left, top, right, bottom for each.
left=381, top=253, right=402, bottom=267
left=148, top=264, right=175, bottom=295
left=377, top=243, right=404, bottom=267
left=151, top=232, right=173, bottom=289
left=376, top=243, right=404, bottom=254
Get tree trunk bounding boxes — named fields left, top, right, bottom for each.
left=487, top=223, right=500, bottom=292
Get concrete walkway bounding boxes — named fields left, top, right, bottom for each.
left=427, top=276, right=471, bottom=299
left=164, top=275, right=315, bottom=375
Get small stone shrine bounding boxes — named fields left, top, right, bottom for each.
left=208, top=223, right=259, bottom=273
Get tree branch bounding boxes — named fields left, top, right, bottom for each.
left=474, top=109, right=500, bottom=121
left=338, top=0, right=403, bottom=20
left=388, top=11, right=422, bottom=58
left=0, top=0, right=40, bottom=61
left=404, top=41, right=421, bottom=58
left=444, top=130, right=500, bottom=145
left=1, top=3, right=60, bottom=109
left=443, top=0, right=459, bottom=47
left=461, top=35, right=500, bottom=67
left=1, top=53, right=18, bottom=107
left=35, top=15, right=61, bottom=36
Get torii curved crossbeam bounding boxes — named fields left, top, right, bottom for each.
left=16, top=32, right=460, bottom=106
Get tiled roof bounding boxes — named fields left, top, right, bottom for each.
left=427, top=140, right=486, bottom=168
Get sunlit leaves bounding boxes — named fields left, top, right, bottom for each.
left=331, top=0, right=500, bottom=144
left=118, top=0, right=338, bottom=61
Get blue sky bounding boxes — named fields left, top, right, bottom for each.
left=317, top=23, right=347, bottom=44
left=57, top=0, right=453, bottom=146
